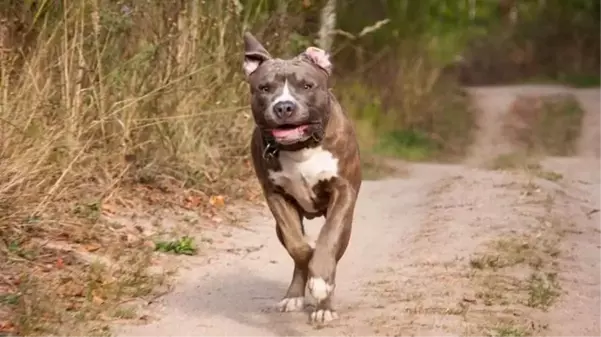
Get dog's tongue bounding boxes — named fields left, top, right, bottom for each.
left=271, top=125, right=309, bottom=141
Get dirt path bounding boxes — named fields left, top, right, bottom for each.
left=116, top=86, right=600, bottom=336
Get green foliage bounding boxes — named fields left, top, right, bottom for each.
left=154, top=236, right=197, bottom=256
left=374, top=130, right=437, bottom=161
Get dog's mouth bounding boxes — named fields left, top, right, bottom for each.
left=270, top=124, right=310, bottom=144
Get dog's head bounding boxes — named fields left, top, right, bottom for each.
left=242, top=32, right=333, bottom=146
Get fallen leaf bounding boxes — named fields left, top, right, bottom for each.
left=83, top=243, right=102, bottom=252
left=0, top=320, right=15, bottom=332
left=209, top=195, right=225, bottom=208
left=143, top=240, right=156, bottom=249
left=101, top=202, right=117, bottom=214
left=92, top=295, right=104, bottom=305
left=184, top=195, right=202, bottom=208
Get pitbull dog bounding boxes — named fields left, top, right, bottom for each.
left=242, top=32, right=362, bottom=323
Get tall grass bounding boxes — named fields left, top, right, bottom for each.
left=0, top=1, right=282, bottom=334
left=0, top=1, right=263, bottom=235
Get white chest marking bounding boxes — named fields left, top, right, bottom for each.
left=268, top=146, right=339, bottom=213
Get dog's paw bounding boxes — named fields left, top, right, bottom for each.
left=276, top=297, right=305, bottom=312
left=307, top=277, right=334, bottom=302
left=310, top=308, right=339, bottom=323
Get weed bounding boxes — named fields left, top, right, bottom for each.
left=532, top=169, right=563, bottom=182
left=154, top=236, right=197, bottom=256
left=469, top=238, right=547, bottom=271
left=489, top=152, right=544, bottom=171
left=491, top=324, right=529, bottom=337
left=503, top=94, right=585, bottom=156
left=112, top=306, right=137, bottom=319
left=360, top=154, right=409, bottom=180
left=0, top=293, right=20, bottom=306
left=466, top=187, right=565, bottom=336
left=526, top=272, right=560, bottom=310
left=523, top=163, right=563, bottom=182
left=489, top=153, right=563, bottom=182
left=73, top=201, right=102, bottom=221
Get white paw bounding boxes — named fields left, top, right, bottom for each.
left=276, top=297, right=305, bottom=312
left=307, top=277, right=334, bottom=302
left=310, top=309, right=339, bottom=323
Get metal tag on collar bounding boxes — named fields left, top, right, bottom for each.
left=311, top=132, right=322, bottom=142
left=262, top=142, right=278, bottom=160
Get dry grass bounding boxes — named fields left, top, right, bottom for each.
left=360, top=153, right=410, bottom=180
left=502, top=94, right=585, bottom=156
left=489, top=153, right=563, bottom=182
left=0, top=1, right=274, bottom=334
left=465, top=187, right=564, bottom=336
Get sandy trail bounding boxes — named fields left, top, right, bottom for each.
left=117, top=86, right=600, bottom=336
left=119, top=164, right=459, bottom=336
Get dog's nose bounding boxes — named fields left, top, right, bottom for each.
left=273, top=101, right=297, bottom=119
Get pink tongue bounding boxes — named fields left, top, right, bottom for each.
left=271, top=125, right=308, bottom=139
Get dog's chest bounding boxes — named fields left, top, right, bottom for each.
left=268, top=147, right=339, bottom=213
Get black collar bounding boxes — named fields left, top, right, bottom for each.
left=261, top=132, right=323, bottom=161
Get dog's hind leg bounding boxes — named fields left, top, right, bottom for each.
left=307, top=177, right=356, bottom=323
left=267, top=194, right=313, bottom=312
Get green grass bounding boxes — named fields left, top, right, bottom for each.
left=154, top=236, right=197, bottom=255
left=558, top=74, right=601, bottom=88
left=0, top=293, right=20, bottom=306
left=523, top=74, right=601, bottom=88
left=373, top=129, right=437, bottom=161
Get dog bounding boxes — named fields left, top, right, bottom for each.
left=242, top=32, right=362, bottom=323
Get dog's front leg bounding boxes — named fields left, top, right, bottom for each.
left=307, top=178, right=356, bottom=323
left=267, top=193, right=314, bottom=312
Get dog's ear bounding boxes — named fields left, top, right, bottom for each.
left=300, top=46, right=332, bottom=76
left=243, top=32, right=272, bottom=78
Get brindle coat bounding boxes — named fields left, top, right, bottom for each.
left=243, top=32, right=362, bottom=322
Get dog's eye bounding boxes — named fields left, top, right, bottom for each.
left=303, top=83, right=314, bottom=90
left=258, top=84, right=270, bottom=93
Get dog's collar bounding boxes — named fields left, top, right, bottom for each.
left=262, top=140, right=279, bottom=160
left=261, top=132, right=323, bottom=160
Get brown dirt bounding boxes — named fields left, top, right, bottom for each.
left=114, top=85, right=600, bottom=336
